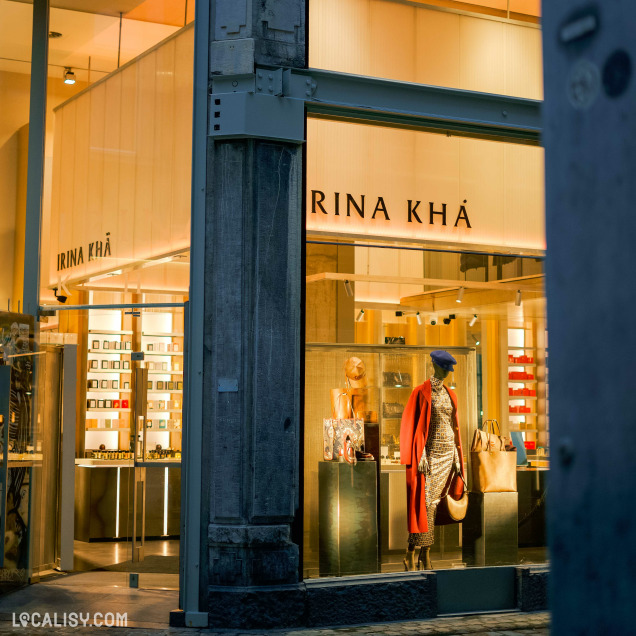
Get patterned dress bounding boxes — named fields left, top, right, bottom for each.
left=408, top=376, right=457, bottom=547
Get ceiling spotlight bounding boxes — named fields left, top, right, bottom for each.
left=471, top=334, right=480, bottom=346
left=515, top=290, right=522, bottom=307
left=469, top=314, right=478, bottom=327
left=416, top=312, right=422, bottom=325
left=443, top=317, right=451, bottom=325
left=63, top=67, right=76, bottom=85
left=356, top=309, right=365, bottom=322
left=344, top=280, right=353, bottom=297
left=456, top=287, right=465, bottom=303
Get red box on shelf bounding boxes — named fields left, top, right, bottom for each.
left=508, top=355, right=515, bottom=363
left=530, top=389, right=536, bottom=396
left=524, top=441, right=536, bottom=450
left=122, top=400, right=129, bottom=408
left=509, top=406, right=519, bottom=413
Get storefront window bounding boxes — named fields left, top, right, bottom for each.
left=304, top=117, right=547, bottom=577
left=0, top=0, right=193, bottom=594
left=309, top=0, right=542, bottom=100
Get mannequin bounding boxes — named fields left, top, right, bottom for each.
left=399, top=350, right=465, bottom=571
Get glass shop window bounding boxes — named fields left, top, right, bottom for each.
left=303, top=117, right=549, bottom=578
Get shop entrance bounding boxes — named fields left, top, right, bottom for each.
left=44, top=302, right=185, bottom=591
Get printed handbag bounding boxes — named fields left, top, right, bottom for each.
left=323, top=418, right=365, bottom=461
left=470, top=419, right=517, bottom=492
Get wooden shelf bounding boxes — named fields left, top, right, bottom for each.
left=87, top=369, right=132, bottom=374
left=509, top=411, right=537, bottom=416
left=87, top=408, right=132, bottom=413
left=142, top=332, right=184, bottom=338
left=508, top=379, right=537, bottom=384
left=148, top=390, right=183, bottom=394
left=144, top=351, right=183, bottom=356
left=507, top=346, right=536, bottom=351
left=87, top=389, right=132, bottom=394
left=85, top=427, right=131, bottom=431
left=146, top=427, right=182, bottom=433
left=148, top=370, right=183, bottom=375
left=88, top=349, right=131, bottom=354
left=89, top=329, right=133, bottom=335
left=508, top=363, right=537, bottom=368
left=509, top=396, right=538, bottom=401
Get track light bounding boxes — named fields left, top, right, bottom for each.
left=456, top=287, right=465, bottom=303
left=469, top=314, right=478, bottom=327
left=416, top=312, right=422, bottom=325
left=471, top=334, right=480, bottom=346
left=515, top=290, right=522, bottom=307
left=344, top=280, right=353, bottom=297
left=356, top=309, right=365, bottom=322
left=63, top=67, right=76, bottom=85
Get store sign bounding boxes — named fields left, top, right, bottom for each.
left=311, top=191, right=472, bottom=228
left=306, top=119, right=546, bottom=252
left=56, top=233, right=111, bottom=271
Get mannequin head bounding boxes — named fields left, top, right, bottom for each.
left=432, top=362, right=450, bottom=381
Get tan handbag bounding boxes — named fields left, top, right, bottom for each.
left=436, top=469, right=469, bottom=525
left=470, top=420, right=517, bottom=493
left=330, top=389, right=352, bottom=419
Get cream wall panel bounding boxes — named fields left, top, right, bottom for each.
left=369, top=1, right=416, bottom=82
left=415, top=10, right=460, bottom=88
left=103, top=73, right=123, bottom=270
left=152, top=39, right=176, bottom=262
left=86, top=83, right=106, bottom=267
left=117, top=65, right=138, bottom=271
left=133, top=52, right=157, bottom=265
left=172, top=28, right=194, bottom=247
left=309, top=0, right=542, bottom=99
left=58, top=102, right=76, bottom=274
left=49, top=26, right=193, bottom=286
left=504, top=22, right=543, bottom=99
left=459, top=16, right=505, bottom=95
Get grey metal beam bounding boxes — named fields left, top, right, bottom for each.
left=289, top=68, right=542, bottom=145
left=180, top=0, right=210, bottom=625
left=23, top=0, right=49, bottom=316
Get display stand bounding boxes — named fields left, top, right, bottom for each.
left=319, top=461, right=378, bottom=576
left=462, top=492, right=518, bottom=566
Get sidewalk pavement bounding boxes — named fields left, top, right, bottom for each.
left=0, top=611, right=549, bottom=635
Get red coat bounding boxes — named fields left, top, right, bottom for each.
left=399, top=380, right=465, bottom=534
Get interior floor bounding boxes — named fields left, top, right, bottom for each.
left=69, top=539, right=180, bottom=590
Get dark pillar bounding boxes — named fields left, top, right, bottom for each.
left=203, top=0, right=305, bottom=629
left=543, top=3, right=636, bottom=633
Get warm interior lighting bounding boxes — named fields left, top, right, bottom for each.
left=63, top=67, right=76, bottom=85
left=471, top=334, right=480, bottom=346
left=416, top=312, right=422, bottom=325
left=515, top=290, right=522, bottom=306
left=469, top=314, right=478, bottom=327
left=344, top=280, right=353, bottom=297
left=456, top=287, right=465, bottom=303
left=356, top=309, right=365, bottom=322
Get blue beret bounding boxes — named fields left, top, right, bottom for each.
left=430, top=350, right=457, bottom=371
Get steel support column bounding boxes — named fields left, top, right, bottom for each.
left=23, top=0, right=49, bottom=317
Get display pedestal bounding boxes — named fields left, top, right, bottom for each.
left=462, top=492, right=518, bottom=566
left=319, top=461, right=378, bottom=576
